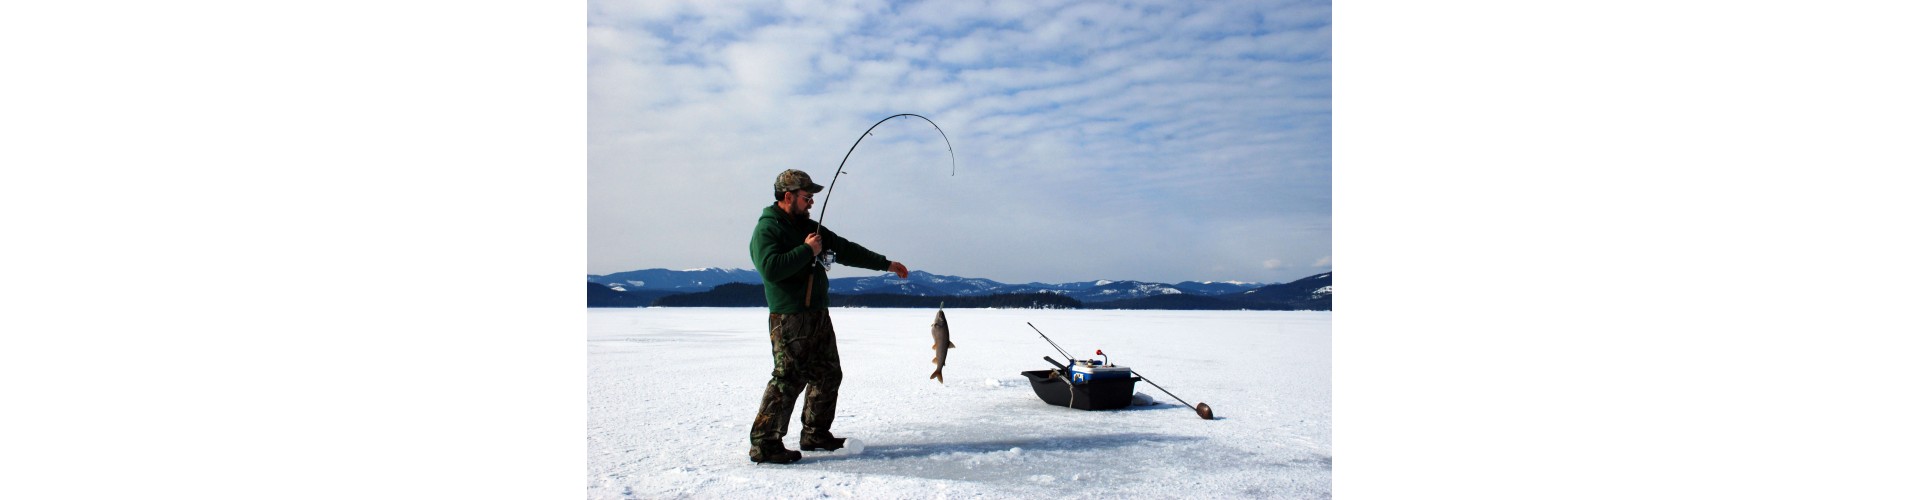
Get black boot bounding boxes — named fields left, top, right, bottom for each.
left=799, top=433, right=846, bottom=451
left=749, top=442, right=802, bottom=464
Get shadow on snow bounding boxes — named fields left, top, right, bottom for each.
left=803, top=432, right=1203, bottom=463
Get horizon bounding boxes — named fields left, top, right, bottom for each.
left=587, top=265, right=1331, bottom=287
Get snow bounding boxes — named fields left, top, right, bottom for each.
left=589, top=307, right=1331, bottom=498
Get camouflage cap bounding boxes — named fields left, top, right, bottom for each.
left=775, top=169, right=825, bottom=193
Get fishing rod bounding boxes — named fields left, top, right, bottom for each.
left=1135, top=371, right=1215, bottom=420
left=804, top=113, right=957, bottom=307
left=814, top=113, right=955, bottom=233
left=1027, top=322, right=1078, bottom=361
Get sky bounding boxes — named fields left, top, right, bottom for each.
left=588, top=0, right=1330, bottom=285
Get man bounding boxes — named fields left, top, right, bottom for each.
left=746, top=169, right=910, bottom=464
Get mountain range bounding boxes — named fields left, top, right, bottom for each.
left=588, top=268, right=1331, bottom=310
left=587, top=267, right=763, bottom=292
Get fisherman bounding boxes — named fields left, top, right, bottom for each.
left=746, top=169, right=910, bottom=464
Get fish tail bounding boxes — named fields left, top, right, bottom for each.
left=930, top=367, right=944, bottom=384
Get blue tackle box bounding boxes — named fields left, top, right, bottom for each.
left=1068, top=360, right=1134, bottom=384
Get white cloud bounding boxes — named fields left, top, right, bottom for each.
left=589, top=0, right=1330, bottom=283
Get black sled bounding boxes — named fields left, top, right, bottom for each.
left=1022, top=322, right=1218, bottom=420
left=1021, top=355, right=1140, bottom=411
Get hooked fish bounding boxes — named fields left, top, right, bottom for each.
left=930, top=307, right=956, bottom=383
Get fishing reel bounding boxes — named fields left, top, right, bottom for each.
left=816, top=249, right=837, bottom=270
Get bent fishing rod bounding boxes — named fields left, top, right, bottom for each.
left=805, top=113, right=957, bottom=306
left=814, top=113, right=955, bottom=230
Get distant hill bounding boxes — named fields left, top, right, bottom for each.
left=585, top=267, right=1329, bottom=310
left=1056, top=273, right=1332, bottom=310
left=649, top=283, right=1085, bottom=309
left=827, top=270, right=1007, bottom=296
left=1236, top=272, right=1331, bottom=310
left=826, top=277, right=952, bottom=296
left=832, top=292, right=1083, bottom=309
left=588, top=268, right=762, bottom=292
left=651, top=282, right=766, bottom=307
left=1085, top=294, right=1256, bottom=310
left=1173, top=281, right=1268, bottom=295
left=1068, top=280, right=1185, bottom=302
left=588, top=282, right=677, bottom=308
left=590, top=268, right=1266, bottom=302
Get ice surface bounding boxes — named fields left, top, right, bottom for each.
left=834, top=438, right=865, bottom=456
left=588, top=308, right=1331, bottom=499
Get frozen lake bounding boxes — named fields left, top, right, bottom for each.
left=588, top=307, right=1331, bottom=499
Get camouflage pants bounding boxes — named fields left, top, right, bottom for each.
left=750, top=309, right=842, bottom=448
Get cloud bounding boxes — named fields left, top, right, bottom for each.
left=590, top=0, right=1331, bottom=283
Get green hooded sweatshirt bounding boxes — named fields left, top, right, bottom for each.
left=749, top=204, right=891, bottom=313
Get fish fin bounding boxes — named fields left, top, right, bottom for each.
left=946, top=341, right=956, bottom=348
left=930, top=368, right=944, bottom=383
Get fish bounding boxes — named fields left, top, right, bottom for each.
left=930, top=307, right=956, bottom=383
